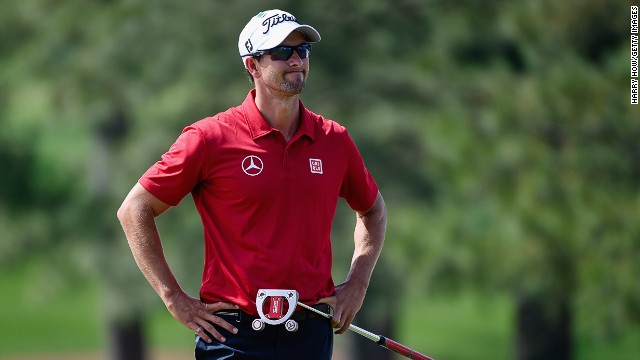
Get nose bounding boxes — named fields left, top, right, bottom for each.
left=287, top=50, right=304, bottom=66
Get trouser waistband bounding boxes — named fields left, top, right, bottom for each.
left=215, top=303, right=331, bottom=324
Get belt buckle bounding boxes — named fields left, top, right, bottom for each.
left=253, top=289, right=300, bottom=332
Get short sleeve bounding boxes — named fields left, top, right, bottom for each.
left=339, top=131, right=379, bottom=212
left=138, top=126, right=207, bottom=206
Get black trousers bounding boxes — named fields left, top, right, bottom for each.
left=195, top=315, right=333, bottom=359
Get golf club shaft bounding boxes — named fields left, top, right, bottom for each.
left=297, top=302, right=434, bottom=360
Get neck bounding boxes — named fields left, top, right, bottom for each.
left=254, top=86, right=301, bottom=142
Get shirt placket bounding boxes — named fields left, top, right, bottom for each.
left=282, top=133, right=306, bottom=175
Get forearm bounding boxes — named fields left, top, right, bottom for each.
left=346, top=192, right=387, bottom=288
left=328, top=192, right=387, bottom=333
left=117, top=198, right=183, bottom=305
left=117, top=185, right=238, bottom=343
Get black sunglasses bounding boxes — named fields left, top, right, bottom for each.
left=253, top=43, right=312, bottom=61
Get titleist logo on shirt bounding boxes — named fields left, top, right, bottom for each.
left=261, top=13, right=298, bottom=34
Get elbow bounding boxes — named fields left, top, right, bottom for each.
left=373, top=192, right=388, bottom=226
left=116, top=201, right=129, bottom=224
left=117, top=197, right=139, bottom=225
left=374, top=193, right=388, bottom=237
left=358, top=192, right=387, bottom=233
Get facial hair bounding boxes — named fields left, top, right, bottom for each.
left=280, top=71, right=306, bottom=95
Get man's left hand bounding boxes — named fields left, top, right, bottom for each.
left=317, top=278, right=367, bottom=334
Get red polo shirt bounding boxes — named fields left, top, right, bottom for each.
left=139, top=90, right=378, bottom=315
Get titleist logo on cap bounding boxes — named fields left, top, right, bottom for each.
left=259, top=12, right=298, bottom=34
left=238, top=9, right=320, bottom=62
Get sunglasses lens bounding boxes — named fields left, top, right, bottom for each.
left=271, top=47, right=294, bottom=61
left=268, top=44, right=311, bottom=61
left=296, top=45, right=310, bottom=59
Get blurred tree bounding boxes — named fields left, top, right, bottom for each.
left=1, top=1, right=638, bottom=360
left=375, top=1, right=639, bottom=359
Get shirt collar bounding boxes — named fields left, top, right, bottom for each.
left=241, top=89, right=316, bottom=142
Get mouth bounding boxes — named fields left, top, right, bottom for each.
left=285, top=70, right=305, bottom=76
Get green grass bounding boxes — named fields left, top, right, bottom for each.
left=147, top=309, right=194, bottom=350
left=399, top=291, right=640, bottom=360
left=1, top=263, right=639, bottom=358
left=575, top=325, right=640, bottom=360
left=0, top=261, right=193, bottom=356
left=0, top=263, right=102, bottom=355
left=399, top=292, right=514, bottom=360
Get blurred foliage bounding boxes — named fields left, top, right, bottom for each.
left=1, top=0, right=639, bottom=356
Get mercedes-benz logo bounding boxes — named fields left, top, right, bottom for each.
left=242, top=155, right=264, bottom=176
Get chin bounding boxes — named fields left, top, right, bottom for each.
left=282, top=81, right=306, bottom=95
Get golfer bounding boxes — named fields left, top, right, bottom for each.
left=117, top=9, right=386, bottom=359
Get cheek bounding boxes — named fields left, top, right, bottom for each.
left=262, top=65, right=285, bottom=80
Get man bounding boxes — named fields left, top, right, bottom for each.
left=117, top=9, right=386, bottom=359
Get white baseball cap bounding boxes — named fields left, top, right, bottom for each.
left=238, top=9, right=321, bottom=65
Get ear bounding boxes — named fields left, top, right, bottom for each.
left=244, top=57, right=261, bottom=80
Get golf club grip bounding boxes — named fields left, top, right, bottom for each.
left=380, top=336, right=434, bottom=360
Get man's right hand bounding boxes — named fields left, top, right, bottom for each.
left=165, top=291, right=239, bottom=343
